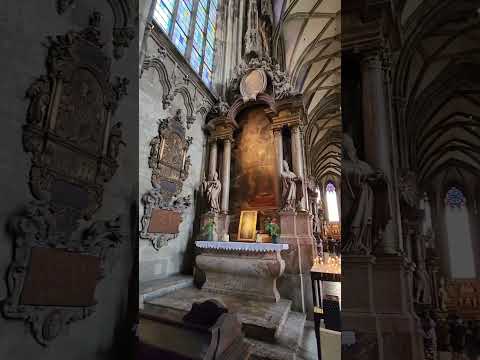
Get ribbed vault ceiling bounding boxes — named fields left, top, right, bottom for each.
left=273, top=0, right=341, bottom=184
left=395, top=0, right=480, bottom=186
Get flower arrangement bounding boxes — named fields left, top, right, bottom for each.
left=265, top=218, right=280, bottom=244
left=202, top=218, right=216, bottom=241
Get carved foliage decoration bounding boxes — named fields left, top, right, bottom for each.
left=140, top=109, right=193, bottom=250
left=56, top=0, right=136, bottom=59
left=4, top=201, right=124, bottom=346
left=229, top=56, right=295, bottom=103
left=3, top=12, right=127, bottom=346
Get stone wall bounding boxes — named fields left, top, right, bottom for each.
left=138, top=29, right=215, bottom=282
left=0, top=1, right=137, bottom=359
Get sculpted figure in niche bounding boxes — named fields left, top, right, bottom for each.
left=415, top=262, right=432, bottom=304
left=281, top=160, right=298, bottom=211
left=26, top=76, right=51, bottom=126
left=438, top=276, right=448, bottom=311
left=203, top=172, right=222, bottom=213
left=107, top=122, right=126, bottom=159
left=341, top=134, right=390, bottom=254
left=259, top=0, right=273, bottom=56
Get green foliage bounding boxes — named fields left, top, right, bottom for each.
left=265, top=222, right=280, bottom=237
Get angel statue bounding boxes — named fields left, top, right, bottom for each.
left=203, top=171, right=222, bottom=213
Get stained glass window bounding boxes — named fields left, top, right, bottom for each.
left=445, top=187, right=476, bottom=278
left=446, top=187, right=466, bottom=208
left=326, top=182, right=339, bottom=223
left=151, top=0, right=218, bottom=88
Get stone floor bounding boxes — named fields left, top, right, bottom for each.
left=146, top=287, right=292, bottom=341
left=140, top=276, right=341, bottom=360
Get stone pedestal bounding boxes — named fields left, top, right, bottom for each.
left=195, top=241, right=288, bottom=303
left=342, top=255, right=383, bottom=360
left=373, top=255, right=424, bottom=360
left=278, top=211, right=316, bottom=316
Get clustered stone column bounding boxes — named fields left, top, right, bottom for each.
left=361, top=51, right=396, bottom=254
left=221, top=137, right=232, bottom=213
left=291, top=125, right=307, bottom=211
left=208, top=140, right=218, bottom=181
left=273, top=128, right=283, bottom=179
left=269, top=101, right=315, bottom=316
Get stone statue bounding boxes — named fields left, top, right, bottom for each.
left=259, top=0, right=273, bottom=56
left=420, top=312, right=438, bottom=360
left=438, top=276, right=448, bottom=311
left=341, top=134, right=390, bottom=254
left=415, top=262, right=432, bottom=304
left=107, top=122, right=126, bottom=159
left=244, top=0, right=262, bottom=57
left=313, top=204, right=321, bottom=234
left=203, top=172, right=222, bottom=213
left=281, top=160, right=298, bottom=211
left=26, top=76, right=51, bottom=126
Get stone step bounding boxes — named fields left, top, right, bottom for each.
left=139, top=275, right=194, bottom=307
left=144, top=286, right=292, bottom=343
left=246, top=311, right=307, bottom=360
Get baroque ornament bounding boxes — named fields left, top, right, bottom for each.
left=56, top=0, right=136, bottom=59
left=229, top=56, right=295, bottom=102
left=3, top=12, right=128, bottom=345
left=4, top=201, right=124, bottom=345
left=140, top=109, right=193, bottom=250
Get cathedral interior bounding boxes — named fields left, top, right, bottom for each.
left=0, top=0, right=478, bottom=359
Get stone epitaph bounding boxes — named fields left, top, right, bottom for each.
left=3, top=12, right=127, bottom=345
left=140, top=109, right=193, bottom=250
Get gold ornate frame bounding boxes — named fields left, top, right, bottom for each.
left=237, top=210, right=258, bottom=242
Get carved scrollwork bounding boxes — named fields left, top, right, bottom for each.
left=23, top=11, right=128, bottom=220
left=56, top=2, right=136, bottom=60
left=3, top=12, right=128, bottom=345
left=139, top=188, right=191, bottom=250
left=228, top=56, right=295, bottom=102
left=141, top=108, right=193, bottom=250
left=3, top=201, right=124, bottom=345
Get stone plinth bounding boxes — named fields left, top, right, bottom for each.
left=195, top=241, right=289, bottom=303
left=278, top=211, right=316, bottom=316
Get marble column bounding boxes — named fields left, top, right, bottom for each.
left=291, top=125, right=306, bottom=210
left=273, top=128, right=283, bottom=177
left=221, top=138, right=231, bottom=213
left=361, top=53, right=395, bottom=254
left=208, top=140, right=218, bottom=180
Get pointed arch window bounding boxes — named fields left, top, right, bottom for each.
left=445, top=187, right=476, bottom=278
left=326, top=182, right=339, bottom=223
left=152, top=0, right=218, bottom=87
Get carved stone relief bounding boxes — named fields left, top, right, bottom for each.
left=56, top=0, right=136, bottom=59
left=3, top=12, right=128, bottom=345
left=229, top=56, right=295, bottom=103
left=140, top=109, right=193, bottom=250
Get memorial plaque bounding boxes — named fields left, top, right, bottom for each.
left=148, top=209, right=181, bottom=234
left=20, top=247, right=100, bottom=307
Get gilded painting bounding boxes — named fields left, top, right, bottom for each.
left=237, top=210, right=258, bottom=241
left=230, top=106, right=279, bottom=212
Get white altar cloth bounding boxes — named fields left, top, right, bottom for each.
left=195, top=241, right=288, bottom=253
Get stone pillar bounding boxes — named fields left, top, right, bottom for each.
left=273, top=128, right=283, bottom=177
left=208, top=140, right=218, bottom=180
left=361, top=53, right=396, bottom=254
left=221, top=138, right=231, bottom=213
left=291, top=125, right=306, bottom=210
